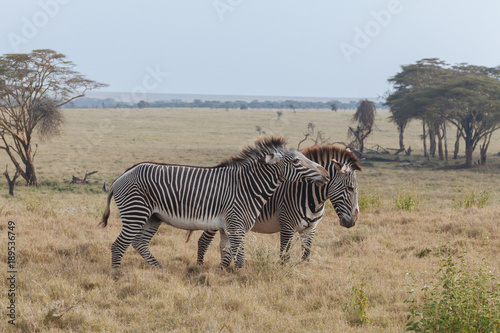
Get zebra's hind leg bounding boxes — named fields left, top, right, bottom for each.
left=197, top=230, right=217, bottom=265
left=132, top=218, right=162, bottom=267
left=111, top=215, right=149, bottom=268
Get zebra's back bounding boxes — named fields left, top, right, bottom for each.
left=113, top=163, right=234, bottom=230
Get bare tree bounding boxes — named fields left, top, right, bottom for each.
left=3, top=165, right=19, bottom=196
left=0, top=49, right=107, bottom=186
left=348, top=99, right=376, bottom=153
left=297, top=122, right=331, bottom=149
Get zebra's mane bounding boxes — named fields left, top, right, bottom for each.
left=217, top=136, right=287, bottom=167
left=301, top=145, right=362, bottom=171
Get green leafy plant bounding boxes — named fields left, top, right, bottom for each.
left=358, top=187, right=382, bottom=211
left=452, top=190, right=493, bottom=209
left=353, top=282, right=370, bottom=325
left=345, top=281, right=370, bottom=326
left=405, top=254, right=500, bottom=332
left=395, top=186, right=420, bottom=211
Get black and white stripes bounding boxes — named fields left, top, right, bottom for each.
left=100, top=137, right=329, bottom=269
left=195, top=145, right=362, bottom=264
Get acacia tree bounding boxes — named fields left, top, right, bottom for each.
left=395, top=70, right=500, bottom=167
left=0, top=49, right=106, bottom=186
left=386, top=59, right=453, bottom=158
left=348, top=99, right=375, bottom=153
left=441, top=75, right=500, bottom=167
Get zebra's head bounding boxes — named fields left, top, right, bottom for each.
left=258, top=149, right=330, bottom=186
left=327, top=158, right=361, bottom=228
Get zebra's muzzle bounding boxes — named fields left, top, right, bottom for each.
left=339, top=208, right=358, bottom=228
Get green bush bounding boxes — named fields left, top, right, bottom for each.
left=394, top=186, right=420, bottom=211
left=452, top=190, right=493, bottom=209
left=344, top=281, right=370, bottom=326
left=358, top=187, right=382, bottom=211
left=405, top=254, right=500, bottom=332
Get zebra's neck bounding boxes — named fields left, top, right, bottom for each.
left=236, top=163, right=282, bottom=206
left=305, top=181, right=328, bottom=213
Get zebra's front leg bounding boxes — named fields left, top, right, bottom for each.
left=299, top=224, right=318, bottom=262
left=218, top=227, right=246, bottom=269
left=218, top=230, right=232, bottom=270
left=279, top=226, right=295, bottom=263
left=197, top=230, right=217, bottom=265
left=229, top=227, right=246, bottom=268
left=132, top=218, right=162, bottom=267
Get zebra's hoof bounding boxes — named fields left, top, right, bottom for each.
left=112, top=267, right=123, bottom=280
left=214, top=265, right=225, bottom=273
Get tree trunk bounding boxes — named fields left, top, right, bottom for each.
left=443, top=121, right=448, bottom=162
left=453, top=127, right=460, bottom=159
left=3, top=166, right=20, bottom=196
left=7, top=180, right=15, bottom=196
left=422, top=121, right=428, bottom=158
left=479, top=133, right=492, bottom=166
left=480, top=148, right=487, bottom=165
left=24, top=161, right=38, bottom=186
left=428, top=126, right=436, bottom=158
left=398, top=126, right=405, bottom=150
left=437, top=126, right=444, bottom=161
left=465, top=140, right=473, bottom=168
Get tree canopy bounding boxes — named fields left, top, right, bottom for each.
left=385, top=59, right=500, bottom=167
left=0, top=49, right=107, bottom=186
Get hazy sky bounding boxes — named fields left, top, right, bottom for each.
left=1, top=0, right=499, bottom=99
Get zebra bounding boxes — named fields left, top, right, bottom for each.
left=99, top=137, right=329, bottom=269
left=191, top=145, right=362, bottom=264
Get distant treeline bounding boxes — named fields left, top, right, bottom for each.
left=63, top=97, right=387, bottom=110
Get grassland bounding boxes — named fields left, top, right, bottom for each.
left=1, top=108, right=499, bottom=332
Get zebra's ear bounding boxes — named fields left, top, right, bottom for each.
left=258, top=153, right=280, bottom=165
left=332, top=159, right=342, bottom=172
left=332, top=159, right=351, bottom=174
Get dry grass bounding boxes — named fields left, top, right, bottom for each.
left=1, top=108, right=499, bottom=332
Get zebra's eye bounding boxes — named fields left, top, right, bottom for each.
left=347, top=186, right=355, bottom=192
left=293, top=158, right=300, bottom=164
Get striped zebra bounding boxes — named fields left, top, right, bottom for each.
left=100, top=137, right=329, bottom=269
left=192, top=145, right=362, bottom=264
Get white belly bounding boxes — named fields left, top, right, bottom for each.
left=156, top=212, right=225, bottom=231
left=251, top=214, right=281, bottom=234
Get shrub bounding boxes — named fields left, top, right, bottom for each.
left=358, top=187, right=382, bottom=211
left=394, top=186, right=420, bottom=211
left=452, top=189, right=493, bottom=209
left=405, top=254, right=500, bottom=332
left=345, top=281, right=370, bottom=325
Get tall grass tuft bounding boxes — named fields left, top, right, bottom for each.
left=452, top=189, right=493, bottom=209
left=405, top=254, right=500, bottom=332
left=358, top=187, right=382, bottom=211
left=344, top=281, right=370, bottom=326
left=394, top=185, right=420, bottom=211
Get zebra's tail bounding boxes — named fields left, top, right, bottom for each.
left=99, top=189, right=114, bottom=228
left=185, top=230, right=194, bottom=243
